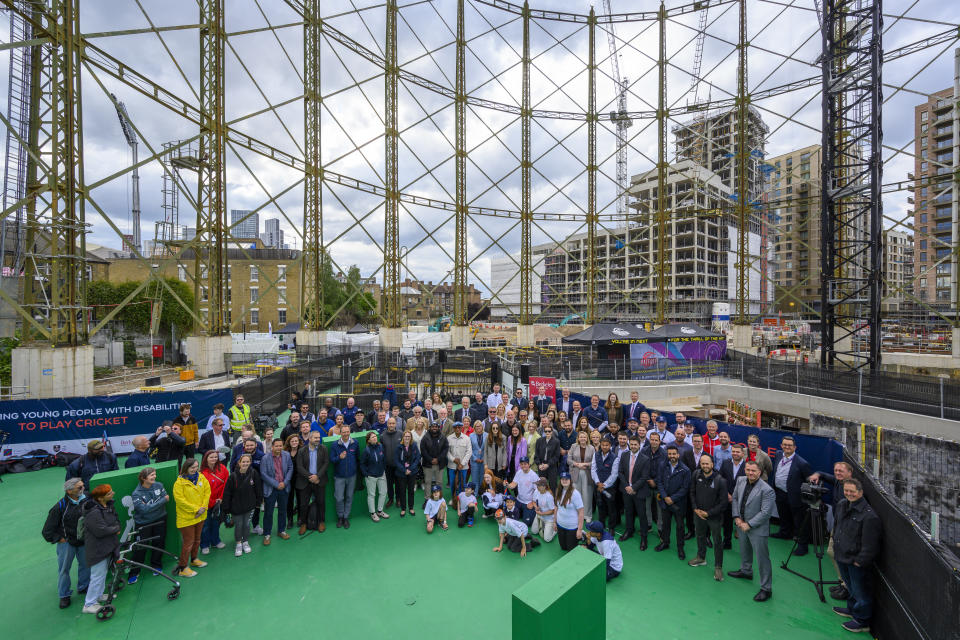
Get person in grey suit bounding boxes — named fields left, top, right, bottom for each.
left=728, top=460, right=776, bottom=602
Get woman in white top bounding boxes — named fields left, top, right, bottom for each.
left=532, top=479, right=557, bottom=542
left=567, top=430, right=595, bottom=522
left=554, top=471, right=585, bottom=551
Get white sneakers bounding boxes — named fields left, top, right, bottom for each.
left=371, top=513, right=380, bottom=522
left=235, top=543, right=243, bottom=557
left=252, top=526, right=264, bottom=535
left=215, top=542, right=226, bottom=549
left=82, top=604, right=102, bottom=614
left=242, top=541, right=252, bottom=554
left=201, top=547, right=210, bottom=555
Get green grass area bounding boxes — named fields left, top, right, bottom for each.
left=3, top=465, right=853, bottom=640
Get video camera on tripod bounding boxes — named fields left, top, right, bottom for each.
left=800, top=481, right=829, bottom=508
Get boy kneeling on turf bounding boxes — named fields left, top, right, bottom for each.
left=531, top=478, right=557, bottom=542
left=457, top=482, right=478, bottom=528
left=424, top=484, right=448, bottom=532
left=501, top=493, right=522, bottom=522
left=493, top=509, right=540, bottom=557
left=584, top=520, right=623, bottom=581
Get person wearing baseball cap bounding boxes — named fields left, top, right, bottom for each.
left=648, top=414, right=676, bottom=445
left=423, top=484, right=448, bottom=533
left=64, top=440, right=118, bottom=488
left=446, top=421, right=471, bottom=505
left=584, top=519, right=623, bottom=581
left=507, top=456, right=540, bottom=528
left=457, top=481, right=478, bottom=527
left=555, top=471, right=585, bottom=551
left=492, top=507, right=539, bottom=557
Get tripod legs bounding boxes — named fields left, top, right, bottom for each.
left=780, top=505, right=840, bottom=602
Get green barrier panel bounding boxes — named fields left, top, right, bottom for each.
left=512, top=547, right=606, bottom=640
left=324, top=431, right=370, bottom=520
left=89, top=460, right=181, bottom=553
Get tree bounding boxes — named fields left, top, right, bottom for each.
left=88, top=278, right=195, bottom=334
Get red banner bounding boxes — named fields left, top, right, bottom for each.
left=528, top=376, right=556, bottom=400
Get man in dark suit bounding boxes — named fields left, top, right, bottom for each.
left=533, top=423, right=562, bottom=489
left=533, top=389, right=552, bottom=416
left=568, top=400, right=583, bottom=429
left=468, top=392, right=487, bottom=424
left=556, top=388, right=573, bottom=416
left=771, top=435, right=816, bottom=555
left=198, top=415, right=231, bottom=465
left=617, top=435, right=651, bottom=549
left=453, top=396, right=471, bottom=424
left=729, top=460, right=776, bottom=601
left=655, top=444, right=691, bottom=559
left=623, top=390, right=643, bottom=424
left=719, top=443, right=748, bottom=549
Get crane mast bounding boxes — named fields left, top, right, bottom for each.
left=601, top=0, right=632, bottom=221
left=111, top=93, right=141, bottom=254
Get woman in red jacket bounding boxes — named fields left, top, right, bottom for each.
left=199, top=450, right=229, bottom=554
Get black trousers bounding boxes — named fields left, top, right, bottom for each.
left=557, top=526, right=579, bottom=551
left=396, top=474, right=416, bottom=510
left=130, top=517, right=167, bottom=575
left=457, top=505, right=476, bottom=527
left=649, top=490, right=660, bottom=528
left=660, top=501, right=686, bottom=548
left=385, top=466, right=399, bottom=503
left=298, top=482, right=326, bottom=524
left=685, top=498, right=695, bottom=535
left=622, top=490, right=649, bottom=538
left=775, top=488, right=810, bottom=544
left=286, top=485, right=299, bottom=525
left=722, top=503, right=733, bottom=544
left=695, top=515, right=723, bottom=567
left=504, top=534, right=531, bottom=553
left=597, top=488, right=619, bottom=531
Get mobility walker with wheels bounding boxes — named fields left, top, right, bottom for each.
left=95, top=496, right=182, bottom=621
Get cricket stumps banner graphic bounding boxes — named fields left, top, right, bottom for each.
left=0, top=389, right=234, bottom=459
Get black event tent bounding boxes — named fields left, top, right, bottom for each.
left=562, top=323, right=655, bottom=345
left=648, top=323, right=725, bottom=340
left=346, top=323, right=370, bottom=334
left=275, top=322, right=299, bottom=334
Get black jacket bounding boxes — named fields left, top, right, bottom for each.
left=617, top=450, right=652, bottom=498
left=42, top=494, right=87, bottom=547
left=150, top=430, right=185, bottom=463
left=381, top=429, right=403, bottom=468
left=833, top=497, right=882, bottom=566
left=690, top=470, right=728, bottom=518
left=222, top=468, right=264, bottom=515
left=720, top=458, right=747, bottom=496
left=198, top=429, right=232, bottom=465
left=772, top=453, right=813, bottom=508
left=82, top=499, right=121, bottom=566
left=680, top=448, right=707, bottom=473
left=295, top=443, right=330, bottom=490
left=534, top=436, right=561, bottom=470
left=64, top=453, right=119, bottom=487
left=419, top=430, right=449, bottom=469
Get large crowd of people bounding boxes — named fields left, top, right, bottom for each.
left=44, top=384, right=881, bottom=633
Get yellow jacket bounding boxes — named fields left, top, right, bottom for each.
left=173, top=475, right=212, bottom=528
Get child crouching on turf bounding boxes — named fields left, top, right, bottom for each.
left=492, top=509, right=540, bottom=557
left=457, top=482, right=478, bottom=528
left=424, top=484, right=448, bottom=533
left=501, top=494, right=522, bottom=522
left=531, top=478, right=557, bottom=542
left=584, top=520, right=623, bottom=581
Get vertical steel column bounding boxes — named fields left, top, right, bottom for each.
left=952, top=48, right=959, bottom=318
left=655, top=2, right=668, bottom=325
left=302, top=0, right=323, bottom=330
left=519, top=1, right=532, bottom=325
left=383, top=0, right=401, bottom=328
left=453, top=0, right=468, bottom=327
left=20, top=0, right=87, bottom=346
left=197, top=0, right=227, bottom=335
left=586, top=8, right=597, bottom=326
left=735, top=0, right=750, bottom=325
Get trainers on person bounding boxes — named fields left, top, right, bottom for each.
left=371, top=513, right=380, bottom=522
left=833, top=607, right=853, bottom=619
left=242, top=541, right=252, bottom=553
left=200, top=547, right=210, bottom=555
left=278, top=532, right=290, bottom=540
left=98, top=594, right=109, bottom=603
left=191, top=559, right=208, bottom=568
left=178, top=567, right=197, bottom=578
left=215, top=542, right=226, bottom=549
left=688, top=557, right=707, bottom=567
left=714, top=568, right=723, bottom=581
left=235, top=543, right=243, bottom=557
left=252, top=526, right=264, bottom=536
left=82, top=604, right=102, bottom=614
left=378, top=511, right=390, bottom=519
left=841, top=620, right=869, bottom=633
left=127, top=574, right=139, bottom=585
left=467, top=518, right=474, bottom=527
left=263, top=536, right=271, bottom=546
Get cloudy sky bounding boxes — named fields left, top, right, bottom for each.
left=1, top=0, right=956, bottom=303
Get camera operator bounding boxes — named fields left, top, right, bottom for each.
left=150, top=420, right=185, bottom=464
left=809, top=460, right=854, bottom=600
left=771, top=435, right=817, bottom=555
left=831, top=478, right=881, bottom=634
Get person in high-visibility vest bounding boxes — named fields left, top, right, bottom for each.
left=228, top=394, right=252, bottom=446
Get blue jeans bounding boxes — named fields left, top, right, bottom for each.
left=520, top=503, right=537, bottom=528
left=447, top=468, right=468, bottom=500
left=334, top=475, right=356, bottom=518
left=84, top=559, right=110, bottom=607
left=469, top=461, right=485, bottom=488
left=200, top=512, right=221, bottom=549
left=56, top=542, right=89, bottom=598
left=263, top=489, right=288, bottom=537
left=837, top=562, right=874, bottom=624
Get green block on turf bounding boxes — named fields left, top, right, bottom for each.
left=88, top=460, right=181, bottom=553
left=324, top=430, right=370, bottom=519
left=512, top=546, right=606, bottom=640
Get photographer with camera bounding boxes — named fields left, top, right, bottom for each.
left=150, top=420, right=185, bottom=464
left=809, top=461, right=855, bottom=600
left=831, top=478, right=881, bottom=634
left=772, top=435, right=817, bottom=555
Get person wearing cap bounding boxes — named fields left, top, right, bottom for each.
left=80, top=484, right=121, bottom=614
left=42, top=477, right=89, bottom=609
left=125, top=436, right=152, bottom=469
left=493, top=508, right=538, bottom=556
left=151, top=421, right=186, bottom=464
left=501, top=493, right=523, bottom=522
left=446, top=421, right=472, bottom=504
left=584, top=520, right=623, bottom=581
left=507, top=456, right=540, bottom=528
left=554, top=471, right=584, bottom=551
left=423, top=484, right=448, bottom=532
left=173, top=403, right=200, bottom=460
left=457, top=482, right=479, bottom=527
left=532, top=478, right=557, bottom=542
left=228, top=394, right=252, bottom=445
left=65, top=440, right=119, bottom=487
left=648, top=415, right=676, bottom=445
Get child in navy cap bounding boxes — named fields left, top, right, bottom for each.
left=585, top=520, right=623, bottom=581
left=457, top=481, right=478, bottom=527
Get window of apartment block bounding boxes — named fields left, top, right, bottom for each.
left=278, top=309, right=287, bottom=325
left=920, top=111, right=928, bottom=122
left=920, top=252, right=926, bottom=262
left=919, top=239, right=927, bottom=249
left=278, top=265, right=286, bottom=282
left=250, top=287, right=258, bottom=303
left=201, top=287, right=208, bottom=302
left=250, top=309, right=259, bottom=325
left=278, top=287, right=287, bottom=305
left=250, top=266, right=258, bottom=282
left=178, top=265, right=187, bottom=281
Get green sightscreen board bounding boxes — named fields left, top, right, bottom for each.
left=323, top=430, right=369, bottom=519
left=88, top=460, right=180, bottom=553
left=512, top=546, right=606, bottom=640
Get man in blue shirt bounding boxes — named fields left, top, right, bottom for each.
left=331, top=429, right=360, bottom=529
left=583, top=395, right=609, bottom=431
left=125, top=436, right=152, bottom=468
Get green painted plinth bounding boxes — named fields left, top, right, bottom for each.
left=88, top=460, right=181, bottom=553
left=512, top=547, right=606, bottom=640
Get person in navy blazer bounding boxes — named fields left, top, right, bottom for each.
left=556, top=388, right=574, bottom=417
left=771, top=435, right=815, bottom=555
left=623, top=390, right=643, bottom=424
left=259, top=438, right=294, bottom=542
left=533, top=392, right=553, bottom=417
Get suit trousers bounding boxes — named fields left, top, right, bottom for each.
left=385, top=465, right=399, bottom=503
left=659, top=501, right=686, bottom=549
left=596, top=488, right=619, bottom=531
left=775, top=488, right=810, bottom=544
left=739, top=527, right=772, bottom=592
left=622, top=490, right=648, bottom=537
left=298, top=481, right=326, bottom=525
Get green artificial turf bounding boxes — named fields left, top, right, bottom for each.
left=2, top=465, right=856, bottom=639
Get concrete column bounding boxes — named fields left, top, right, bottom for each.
left=12, top=345, right=94, bottom=399
left=517, top=325, right=536, bottom=347
left=450, top=326, right=471, bottom=349
left=296, top=330, right=327, bottom=347
left=379, top=327, right=403, bottom=349
left=184, top=335, right=232, bottom=378
left=730, top=324, right=753, bottom=351
left=953, top=327, right=960, bottom=359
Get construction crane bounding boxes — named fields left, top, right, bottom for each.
left=111, top=93, right=141, bottom=254
left=601, top=0, right=633, bottom=220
